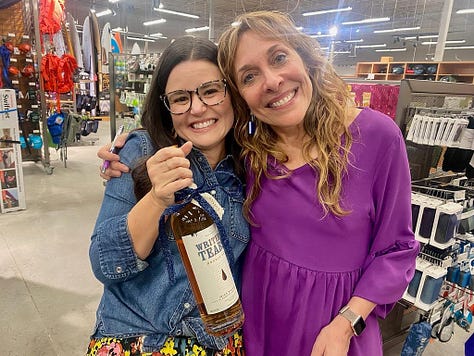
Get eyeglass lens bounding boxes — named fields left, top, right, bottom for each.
left=164, top=80, right=226, bottom=114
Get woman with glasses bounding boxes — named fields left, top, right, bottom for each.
left=87, top=36, right=249, bottom=356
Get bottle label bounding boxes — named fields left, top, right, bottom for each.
left=181, top=224, right=239, bottom=314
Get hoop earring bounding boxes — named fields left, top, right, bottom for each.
left=248, top=113, right=256, bottom=135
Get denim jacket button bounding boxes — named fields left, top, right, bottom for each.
left=176, top=329, right=182, bottom=335
left=184, top=302, right=191, bottom=309
left=115, top=266, right=123, bottom=273
left=210, top=190, right=216, bottom=195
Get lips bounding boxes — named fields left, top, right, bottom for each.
left=268, top=89, right=297, bottom=108
left=191, top=119, right=216, bottom=129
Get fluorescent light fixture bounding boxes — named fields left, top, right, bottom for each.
left=373, top=26, right=420, bottom=33
left=108, top=0, right=120, bottom=3
left=375, top=48, right=407, bottom=52
left=143, top=18, right=166, bottom=26
left=155, top=8, right=199, bottom=19
left=342, top=17, right=390, bottom=25
left=149, top=33, right=168, bottom=39
left=329, top=26, right=338, bottom=36
left=96, top=9, right=113, bottom=17
left=232, top=21, right=241, bottom=27
left=355, top=44, right=386, bottom=48
left=345, top=39, right=364, bottom=43
left=403, top=35, right=438, bottom=40
left=421, top=40, right=466, bottom=45
left=295, top=26, right=304, bottom=31
left=303, top=6, right=352, bottom=16
left=127, top=36, right=156, bottom=42
left=456, top=9, right=474, bottom=14
left=445, top=46, right=474, bottom=50
left=112, top=27, right=125, bottom=32
left=185, top=26, right=209, bottom=33
left=311, top=34, right=336, bottom=38
left=333, top=51, right=350, bottom=54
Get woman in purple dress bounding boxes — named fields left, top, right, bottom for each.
left=217, top=11, right=419, bottom=356
left=99, top=11, right=419, bottom=356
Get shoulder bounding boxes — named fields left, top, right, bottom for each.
left=352, top=107, right=403, bottom=144
left=120, top=129, right=156, bottom=169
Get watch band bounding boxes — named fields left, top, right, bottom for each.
left=338, top=305, right=366, bottom=336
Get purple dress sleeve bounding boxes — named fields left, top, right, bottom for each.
left=354, top=130, right=420, bottom=318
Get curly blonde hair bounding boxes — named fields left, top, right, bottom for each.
left=218, top=11, right=355, bottom=221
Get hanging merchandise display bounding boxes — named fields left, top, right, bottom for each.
left=39, top=0, right=65, bottom=35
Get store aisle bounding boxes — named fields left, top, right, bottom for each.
left=0, top=122, right=471, bottom=355
left=0, top=126, right=108, bottom=356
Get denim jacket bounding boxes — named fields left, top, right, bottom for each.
left=89, top=130, right=250, bottom=352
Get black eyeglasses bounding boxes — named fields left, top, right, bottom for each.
left=160, top=79, right=227, bottom=115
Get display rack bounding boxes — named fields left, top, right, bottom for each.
left=355, top=61, right=474, bottom=84
left=395, top=79, right=474, bottom=180
left=380, top=79, right=474, bottom=350
left=108, top=52, right=158, bottom=139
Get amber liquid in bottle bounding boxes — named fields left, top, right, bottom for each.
left=170, top=201, right=244, bottom=336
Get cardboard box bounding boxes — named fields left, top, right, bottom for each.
left=380, top=56, right=393, bottom=62
left=0, top=89, right=26, bottom=213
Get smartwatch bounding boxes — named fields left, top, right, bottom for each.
left=338, top=305, right=366, bottom=336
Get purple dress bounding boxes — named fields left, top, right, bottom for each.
left=242, top=108, right=419, bottom=355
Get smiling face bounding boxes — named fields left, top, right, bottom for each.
left=165, top=59, right=234, bottom=161
left=233, top=31, right=313, bottom=137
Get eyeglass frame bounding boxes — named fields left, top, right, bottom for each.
left=160, top=79, right=228, bottom=115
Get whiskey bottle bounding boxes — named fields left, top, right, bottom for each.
left=170, top=200, right=244, bottom=336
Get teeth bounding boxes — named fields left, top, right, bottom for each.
left=270, top=91, right=295, bottom=108
left=192, top=119, right=216, bottom=129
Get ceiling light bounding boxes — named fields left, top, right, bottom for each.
left=143, top=18, right=166, bottom=26
left=231, top=21, right=241, bottom=27
left=403, top=35, right=438, bottom=40
left=342, top=17, right=390, bottom=26
left=108, top=0, right=120, bottom=3
left=355, top=44, right=386, bottom=48
left=112, top=27, right=127, bottom=33
left=445, top=46, right=474, bottom=50
left=345, top=39, right=364, bottom=43
left=149, top=33, right=168, bottom=39
left=310, top=34, right=336, bottom=38
left=303, top=6, right=352, bottom=16
left=127, top=36, right=156, bottom=42
left=375, top=48, right=407, bottom=52
left=421, top=40, right=466, bottom=45
left=373, top=26, right=420, bottom=33
left=456, top=9, right=474, bottom=14
left=96, top=9, right=113, bottom=17
left=155, top=8, right=199, bottom=19
left=185, top=26, right=209, bottom=33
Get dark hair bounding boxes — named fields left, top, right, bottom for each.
left=133, top=36, right=243, bottom=199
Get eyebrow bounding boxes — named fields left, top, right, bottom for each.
left=236, top=43, right=280, bottom=75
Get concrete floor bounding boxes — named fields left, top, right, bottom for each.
left=0, top=122, right=471, bottom=355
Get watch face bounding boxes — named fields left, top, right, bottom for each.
left=353, top=316, right=366, bottom=336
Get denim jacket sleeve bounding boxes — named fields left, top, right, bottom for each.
left=89, top=131, right=155, bottom=286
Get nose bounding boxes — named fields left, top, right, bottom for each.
left=189, top=92, right=207, bottom=115
left=262, top=69, right=282, bottom=92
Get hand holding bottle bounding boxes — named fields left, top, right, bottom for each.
left=147, top=141, right=194, bottom=208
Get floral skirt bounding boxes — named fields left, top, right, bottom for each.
left=86, top=330, right=244, bottom=356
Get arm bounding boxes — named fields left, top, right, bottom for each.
left=90, top=135, right=194, bottom=285
left=311, top=133, right=419, bottom=356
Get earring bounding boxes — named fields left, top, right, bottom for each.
left=248, top=113, right=256, bottom=135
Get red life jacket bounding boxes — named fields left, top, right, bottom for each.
left=39, top=0, right=65, bottom=35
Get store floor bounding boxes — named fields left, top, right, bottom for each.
left=0, top=122, right=471, bottom=355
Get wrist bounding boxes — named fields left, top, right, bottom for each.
left=338, top=305, right=366, bottom=336
left=148, top=187, right=167, bottom=209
